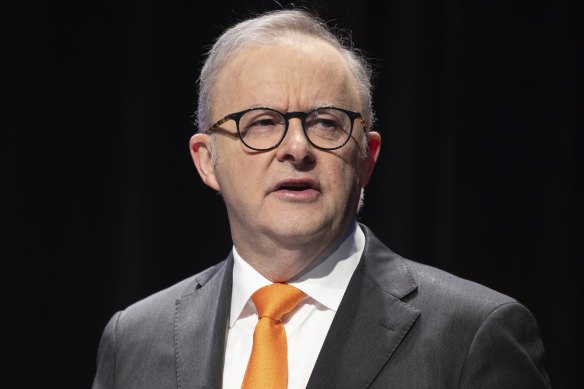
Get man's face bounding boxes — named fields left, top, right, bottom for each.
left=191, top=38, right=380, bottom=259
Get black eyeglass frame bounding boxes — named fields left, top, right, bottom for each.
left=205, top=106, right=367, bottom=151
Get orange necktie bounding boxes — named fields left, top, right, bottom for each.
left=241, top=283, right=306, bottom=389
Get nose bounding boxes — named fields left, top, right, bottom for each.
left=275, top=118, right=315, bottom=167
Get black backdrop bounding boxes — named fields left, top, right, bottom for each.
left=4, top=0, right=582, bottom=387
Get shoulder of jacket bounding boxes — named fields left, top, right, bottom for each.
left=118, top=259, right=229, bottom=324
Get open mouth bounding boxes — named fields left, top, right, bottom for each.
left=277, top=182, right=313, bottom=191
left=272, top=179, right=320, bottom=199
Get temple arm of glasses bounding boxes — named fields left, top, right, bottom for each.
left=206, top=116, right=231, bottom=135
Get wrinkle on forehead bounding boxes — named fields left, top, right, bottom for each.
left=211, top=37, right=361, bottom=117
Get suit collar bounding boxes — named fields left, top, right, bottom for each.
left=307, top=224, right=421, bottom=388
left=174, top=255, right=233, bottom=389
left=357, top=224, right=418, bottom=300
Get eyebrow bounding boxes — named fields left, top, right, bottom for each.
left=308, top=103, right=340, bottom=111
left=240, top=103, right=348, bottom=112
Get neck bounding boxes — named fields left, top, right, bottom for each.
left=232, top=222, right=355, bottom=282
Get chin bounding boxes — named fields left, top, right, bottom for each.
left=267, top=217, right=338, bottom=242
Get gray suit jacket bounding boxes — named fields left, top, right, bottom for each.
left=93, top=225, right=550, bottom=388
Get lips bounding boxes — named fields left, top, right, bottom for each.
left=271, top=178, right=320, bottom=193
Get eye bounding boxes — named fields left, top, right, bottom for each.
left=240, top=110, right=285, bottom=138
left=250, top=117, right=279, bottom=127
left=312, top=117, right=341, bottom=128
left=307, top=111, right=343, bottom=131
left=305, top=108, right=351, bottom=141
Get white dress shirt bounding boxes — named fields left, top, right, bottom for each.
left=222, top=223, right=365, bottom=389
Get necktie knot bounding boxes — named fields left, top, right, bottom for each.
left=251, top=283, right=305, bottom=322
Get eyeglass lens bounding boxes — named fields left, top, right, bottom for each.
left=238, top=108, right=352, bottom=150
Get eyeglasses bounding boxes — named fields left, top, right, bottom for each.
left=206, top=107, right=366, bottom=151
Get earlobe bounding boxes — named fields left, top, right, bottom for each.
left=361, top=131, right=381, bottom=187
left=189, top=133, right=221, bottom=191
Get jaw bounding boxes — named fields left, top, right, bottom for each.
left=226, top=192, right=359, bottom=281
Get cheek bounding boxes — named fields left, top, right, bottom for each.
left=325, top=157, right=362, bottom=196
left=215, top=151, right=269, bottom=198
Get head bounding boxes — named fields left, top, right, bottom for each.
left=196, top=9, right=375, bottom=139
left=190, top=9, right=381, bottom=279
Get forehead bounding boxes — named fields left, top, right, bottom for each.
left=211, top=37, right=361, bottom=116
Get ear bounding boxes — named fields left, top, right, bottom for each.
left=189, top=133, right=220, bottom=191
left=360, top=131, right=381, bottom=187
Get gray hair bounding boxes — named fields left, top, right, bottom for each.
left=195, top=9, right=375, bottom=133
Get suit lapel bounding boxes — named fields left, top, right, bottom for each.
left=306, top=226, right=421, bottom=388
left=174, top=256, right=233, bottom=389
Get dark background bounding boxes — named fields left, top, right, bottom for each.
left=4, top=0, right=582, bottom=387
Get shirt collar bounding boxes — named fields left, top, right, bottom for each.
left=229, top=222, right=365, bottom=327
left=230, top=247, right=272, bottom=327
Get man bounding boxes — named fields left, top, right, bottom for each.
left=93, top=9, right=550, bottom=389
